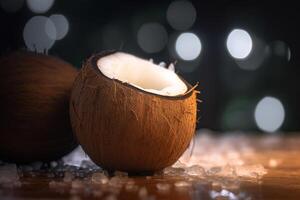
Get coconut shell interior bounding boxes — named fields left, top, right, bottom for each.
left=70, top=51, right=197, bottom=172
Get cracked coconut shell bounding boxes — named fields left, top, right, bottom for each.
left=0, top=51, right=78, bottom=163
left=70, top=51, right=197, bottom=172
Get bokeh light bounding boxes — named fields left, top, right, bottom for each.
left=226, top=29, right=253, bottom=59
left=0, top=0, right=23, bottom=13
left=137, top=22, right=168, bottom=53
left=166, top=0, right=196, bottom=30
left=23, top=16, right=56, bottom=53
left=49, top=14, right=69, bottom=40
left=254, top=96, right=285, bottom=133
left=235, top=36, right=268, bottom=71
left=175, top=32, right=201, bottom=61
left=26, top=0, right=54, bottom=13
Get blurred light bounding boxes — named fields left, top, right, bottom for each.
left=49, top=14, right=69, bottom=40
left=254, top=96, right=285, bottom=133
left=269, top=40, right=291, bottom=61
left=235, top=36, right=268, bottom=70
left=0, top=0, right=23, bottom=13
left=137, top=22, right=168, bottom=53
left=268, top=159, right=279, bottom=168
left=175, top=32, right=201, bottom=61
left=226, top=29, right=252, bottom=59
left=166, top=0, right=196, bottom=30
left=23, top=16, right=56, bottom=53
left=26, top=0, right=54, bottom=13
left=168, top=32, right=201, bottom=73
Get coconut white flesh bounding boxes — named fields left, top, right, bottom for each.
left=97, top=52, right=188, bottom=96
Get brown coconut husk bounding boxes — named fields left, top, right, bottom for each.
left=0, top=51, right=78, bottom=163
left=70, top=51, right=198, bottom=172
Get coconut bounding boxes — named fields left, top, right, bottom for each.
left=0, top=51, right=78, bottom=163
left=70, top=51, right=197, bottom=172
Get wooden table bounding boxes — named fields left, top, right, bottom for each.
left=1, top=133, right=300, bottom=200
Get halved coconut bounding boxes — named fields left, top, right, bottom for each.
left=70, top=51, right=197, bottom=172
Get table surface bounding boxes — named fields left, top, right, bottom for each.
left=1, top=133, right=300, bottom=200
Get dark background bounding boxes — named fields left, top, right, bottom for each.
left=1, top=0, right=299, bottom=133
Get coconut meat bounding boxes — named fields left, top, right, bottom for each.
left=97, top=52, right=188, bottom=96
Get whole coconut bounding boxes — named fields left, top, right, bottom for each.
left=0, top=51, right=78, bottom=163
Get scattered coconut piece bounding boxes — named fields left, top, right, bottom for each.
left=91, top=172, right=109, bottom=184
left=185, top=165, right=206, bottom=177
left=163, top=167, right=185, bottom=176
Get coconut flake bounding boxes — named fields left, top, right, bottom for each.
left=159, top=61, right=166, bottom=68
left=168, top=63, right=175, bottom=72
